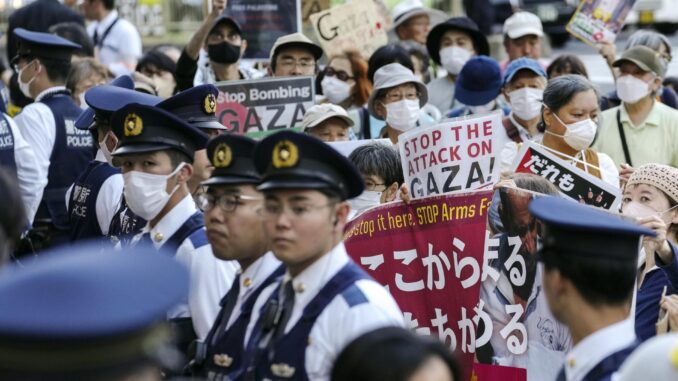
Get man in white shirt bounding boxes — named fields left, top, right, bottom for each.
left=82, top=0, right=142, bottom=76
left=243, top=131, right=404, bottom=381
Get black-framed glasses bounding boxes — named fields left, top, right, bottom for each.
left=198, top=193, right=262, bottom=212
left=325, top=66, right=354, bottom=82
left=364, top=180, right=386, bottom=191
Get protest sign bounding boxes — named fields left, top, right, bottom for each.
left=476, top=188, right=571, bottom=381
left=566, top=0, right=637, bottom=46
left=344, top=191, right=493, bottom=380
left=472, top=363, right=526, bottom=381
left=215, top=76, right=314, bottom=135
left=301, top=0, right=330, bottom=40
left=398, top=112, right=503, bottom=200
left=226, top=0, right=301, bottom=59
left=309, top=1, right=388, bottom=58
left=511, top=141, right=622, bottom=210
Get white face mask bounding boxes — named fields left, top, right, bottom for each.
left=123, top=163, right=185, bottom=221
left=623, top=201, right=678, bottom=220
left=469, top=100, right=495, bottom=115
left=98, top=132, right=116, bottom=166
left=509, top=87, right=543, bottom=120
left=349, top=190, right=382, bottom=214
left=17, top=60, right=38, bottom=99
left=439, top=46, right=472, bottom=76
left=617, top=75, right=652, bottom=104
left=321, top=76, right=352, bottom=104
left=546, top=112, right=597, bottom=151
left=384, top=99, right=420, bottom=131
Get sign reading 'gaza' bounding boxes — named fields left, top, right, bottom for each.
left=215, top=76, right=315, bottom=135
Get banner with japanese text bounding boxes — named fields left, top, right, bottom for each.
left=398, top=112, right=503, bottom=200
left=215, top=76, right=314, bottom=136
left=344, top=191, right=493, bottom=380
left=511, top=141, right=622, bottom=210
left=566, top=0, right=637, bottom=46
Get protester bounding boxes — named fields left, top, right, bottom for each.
left=48, top=21, right=95, bottom=57
left=82, top=0, right=142, bottom=76
left=0, top=168, right=26, bottom=265
left=448, top=56, right=509, bottom=117
left=621, top=164, right=678, bottom=342
left=367, top=63, right=429, bottom=144
left=616, top=333, right=678, bottom=381
left=663, top=76, right=678, bottom=93
left=137, top=49, right=177, bottom=99
left=425, top=17, right=490, bottom=114
left=243, top=131, right=404, bottom=380
left=390, top=0, right=446, bottom=46
left=302, top=104, right=353, bottom=143
left=501, top=11, right=545, bottom=72
left=268, top=33, right=323, bottom=77
left=367, top=44, right=415, bottom=84
left=530, top=196, right=654, bottom=381
left=399, top=40, right=431, bottom=84
left=593, top=46, right=678, bottom=169
left=501, top=58, right=548, bottom=145
left=331, top=327, right=461, bottom=381
left=348, top=142, right=404, bottom=216
left=547, top=54, right=589, bottom=79
left=66, top=57, right=109, bottom=107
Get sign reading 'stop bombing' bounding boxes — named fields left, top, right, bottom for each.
left=215, top=76, right=315, bottom=135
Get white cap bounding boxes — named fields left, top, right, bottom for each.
left=503, top=11, right=544, bottom=39
left=617, top=333, right=678, bottom=381
left=301, top=104, right=354, bottom=131
left=367, top=63, right=428, bottom=119
left=391, top=0, right=446, bottom=30
left=269, top=32, right=323, bottom=63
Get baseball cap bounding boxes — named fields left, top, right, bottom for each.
left=613, top=45, right=667, bottom=77
left=301, top=104, right=354, bottom=131
left=503, top=12, right=544, bottom=39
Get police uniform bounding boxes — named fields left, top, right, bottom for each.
left=529, top=197, right=655, bottom=381
left=12, top=28, right=93, bottom=246
left=157, top=84, right=227, bottom=133
left=66, top=76, right=161, bottom=242
left=0, top=242, right=189, bottom=379
left=110, top=104, right=239, bottom=344
left=243, top=131, right=404, bottom=381
left=197, top=134, right=284, bottom=381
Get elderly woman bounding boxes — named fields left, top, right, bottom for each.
left=367, top=63, right=428, bottom=144
left=621, top=163, right=678, bottom=342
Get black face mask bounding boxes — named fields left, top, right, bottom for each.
left=208, top=41, right=241, bottom=64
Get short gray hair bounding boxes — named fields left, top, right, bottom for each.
left=626, top=30, right=672, bottom=57
left=539, top=74, right=598, bottom=132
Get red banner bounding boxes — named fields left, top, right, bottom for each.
left=344, top=191, right=493, bottom=379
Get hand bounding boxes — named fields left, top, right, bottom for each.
left=637, top=214, right=673, bottom=263
left=660, top=295, right=678, bottom=332
left=399, top=183, right=412, bottom=205
left=597, top=40, right=616, bottom=66
left=619, top=163, right=635, bottom=189
left=212, top=0, right=226, bottom=17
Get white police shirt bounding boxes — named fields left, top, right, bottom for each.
left=87, top=10, right=142, bottom=76
left=2, top=114, right=45, bottom=224
left=65, top=150, right=123, bottom=235
left=245, top=243, right=405, bottom=381
left=134, top=195, right=240, bottom=339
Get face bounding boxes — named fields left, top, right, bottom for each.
left=204, top=184, right=267, bottom=262
left=306, top=118, right=350, bottom=142
left=407, top=356, right=454, bottom=381
left=618, top=62, right=660, bottom=93
left=14, top=57, right=40, bottom=94
left=505, top=192, right=539, bottom=255
left=96, top=126, right=117, bottom=152
left=503, top=70, right=546, bottom=103
left=327, top=57, right=356, bottom=86
left=544, top=89, right=599, bottom=135
left=397, top=15, right=431, bottom=44
left=505, top=34, right=542, bottom=61
left=622, top=183, right=676, bottom=225
left=138, top=64, right=176, bottom=99
left=439, top=30, right=476, bottom=54
left=206, top=23, right=243, bottom=47
left=364, top=174, right=398, bottom=204
left=273, top=47, right=316, bottom=77
left=262, top=189, right=347, bottom=271
left=375, top=83, right=419, bottom=119
left=80, top=0, right=99, bottom=20
left=189, top=149, right=212, bottom=191
left=119, top=151, right=191, bottom=192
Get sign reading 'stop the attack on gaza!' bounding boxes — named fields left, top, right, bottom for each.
left=215, top=76, right=315, bottom=136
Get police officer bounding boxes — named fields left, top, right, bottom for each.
left=12, top=28, right=93, bottom=248
left=157, top=84, right=226, bottom=196
left=67, top=75, right=161, bottom=242
left=194, top=134, right=284, bottom=380
left=109, top=103, right=238, bottom=349
left=243, top=131, right=404, bottom=380
left=0, top=242, right=189, bottom=380
left=529, top=196, right=655, bottom=381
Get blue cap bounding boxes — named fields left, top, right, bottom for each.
left=503, top=57, right=547, bottom=86
left=111, top=104, right=209, bottom=159
left=75, top=75, right=161, bottom=130
left=203, top=134, right=260, bottom=186
left=529, top=196, right=655, bottom=262
left=157, top=84, right=225, bottom=131
left=12, top=28, right=81, bottom=62
left=455, top=56, right=502, bottom=106
left=254, top=130, right=364, bottom=200
left=0, top=243, right=188, bottom=375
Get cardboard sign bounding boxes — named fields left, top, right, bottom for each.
left=566, top=0, right=638, bottom=46
left=344, top=191, right=493, bottom=380
left=310, top=1, right=388, bottom=58
left=511, top=141, right=622, bottom=210
left=398, top=112, right=503, bottom=200
left=226, top=0, right=301, bottom=59
left=215, top=76, right=314, bottom=135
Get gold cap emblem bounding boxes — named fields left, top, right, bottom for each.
left=124, top=113, right=143, bottom=136
left=213, top=143, right=232, bottom=168
left=270, top=363, right=295, bottom=378
left=204, top=93, right=217, bottom=114
left=272, top=140, right=298, bottom=169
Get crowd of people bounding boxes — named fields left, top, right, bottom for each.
left=0, top=0, right=677, bottom=380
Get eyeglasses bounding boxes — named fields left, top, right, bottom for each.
left=261, top=202, right=334, bottom=220
left=325, top=66, right=354, bottom=82
left=364, top=180, right=386, bottom=191
left=198, top=193, right=262, bottom=212
left=385, top=90, right=420, bottom=103
left=11, top=55, right=33, bottom=72
left=278, top=58, right=315, bottom=70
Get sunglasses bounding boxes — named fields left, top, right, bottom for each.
left=325, top=66, right=354, bottom=82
